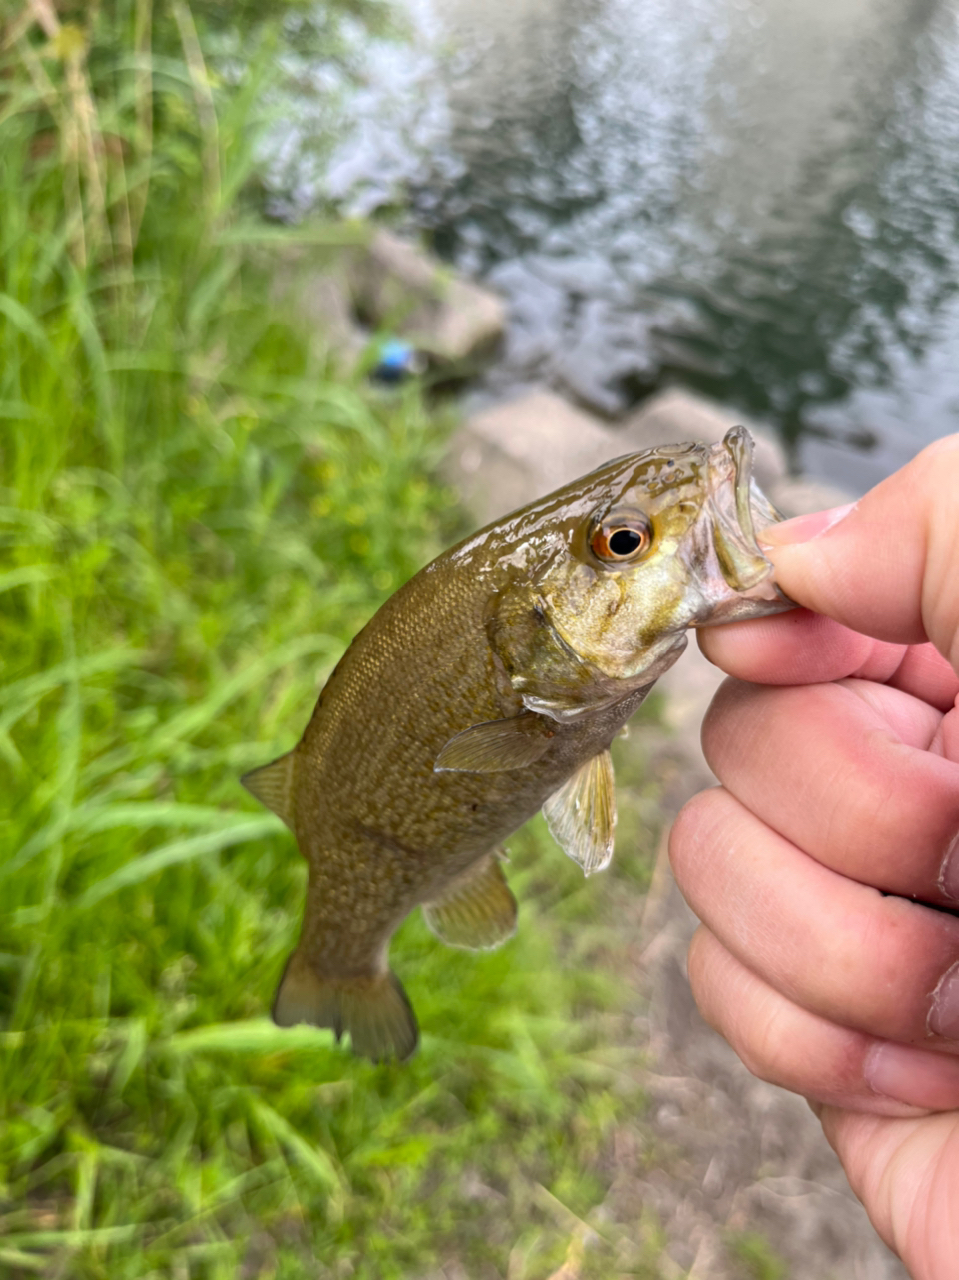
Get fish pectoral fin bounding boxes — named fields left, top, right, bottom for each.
left=273, top=950, right=418, bottom=1063
left=422, top=851, right=518, bottom=950
left=542, top=748, right=617, bottom=877
left=241, top=750, right=297, bottom=830
left=433, top=712, right=555, bottom=773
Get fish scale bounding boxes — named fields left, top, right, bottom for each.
left=243, top=428, right=793, bottom=1060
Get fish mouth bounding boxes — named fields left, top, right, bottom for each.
left=706, top=427, right=792, bottom=606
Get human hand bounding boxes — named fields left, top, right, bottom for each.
left=669, top=435, right=959, bottom=1279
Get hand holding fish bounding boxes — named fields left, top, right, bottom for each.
left=670, top=434, right=959, bottom=1280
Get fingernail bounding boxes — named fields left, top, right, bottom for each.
left=759, top=502, right=857, bottom=547
left=938, top=829, right=959, bottom=904
left=928, top=959, right=959, bottom=1040
left=865, top=1040, right=959, bottom=1109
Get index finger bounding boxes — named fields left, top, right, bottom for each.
left=762, top=434, right=959, bottom=665
left=699, top=612, right=959, bottom=712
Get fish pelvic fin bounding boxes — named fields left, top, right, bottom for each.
left=422, top=850, right=518, bottom=950
left=241, top=750, right=297, bottom=830
left=542, top=748, right=616, bottom=877
left=272, top=950, right=418, bottom=1063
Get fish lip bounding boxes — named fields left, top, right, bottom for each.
left=705, top=427, right=791, bottom=603
left=724, top=426, right=759, bottom=547
left=707, top=429, right=761, bottom=550
left=711, top=426, right=765, bottom=549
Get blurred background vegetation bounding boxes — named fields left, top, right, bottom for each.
left=0, top=3, right=663, bottom=1276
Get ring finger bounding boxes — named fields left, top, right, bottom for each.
left=669, top=787, right=959, bottom=1048
left=688, top=925, right=959, bottom=1115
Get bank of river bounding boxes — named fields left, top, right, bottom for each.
left=277, top=0, right=959, bottom=494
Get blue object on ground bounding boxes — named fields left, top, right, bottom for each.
left=371, top=338, right=424, bottom=383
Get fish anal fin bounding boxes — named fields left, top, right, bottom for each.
left=434, top=711, right=555, bottom=773
left=542, top=749, right=616, bottom=877
left=241, top=750, right=297, bottom=830
left=422, top=851, right=518, bottom=950
left=273, top=950, right=418, bottom=1063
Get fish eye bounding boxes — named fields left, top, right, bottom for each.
left=589, top=515, right=652, bottom=564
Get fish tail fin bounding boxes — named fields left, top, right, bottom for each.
left=272, top=950, right=419, bottom=1063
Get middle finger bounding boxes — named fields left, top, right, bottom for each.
left=701, top=677, right=959, bottom=903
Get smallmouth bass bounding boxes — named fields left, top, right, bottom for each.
left=243, top=427, right=792, bottom=1061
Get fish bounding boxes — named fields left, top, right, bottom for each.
left=242, top=426, right=793, bottom=1062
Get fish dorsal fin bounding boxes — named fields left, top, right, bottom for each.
left=422, top=851, right=518, bottom=950
left=433, top=712, right=556, bottom=773
left=542, top=749, right=616, bottom=877
left=241, top=750, right=297, bottom=830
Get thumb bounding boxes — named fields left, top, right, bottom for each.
left=761, top=434, right=959, bottom=673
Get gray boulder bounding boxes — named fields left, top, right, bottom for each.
left=448, top=385, right=854, bottom=531
left=445, top=390, right=623, bottom=527
left=350, top=230, right=506, bottom=365
left=273, top=228, right=506, bottom=373
left=621, top=388, right=788, bottom=495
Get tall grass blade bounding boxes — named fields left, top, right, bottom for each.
left=0, top=650, right=146, bottom=734
left=249, top=1098, right=343, bottom=1200
left=75, top=816, right=282, bottom=908
left=150, top=635, right=337, bottom=750
left=0, top=293, right=53, bottom=356
left=168, top=1018, right=328, bottom=1056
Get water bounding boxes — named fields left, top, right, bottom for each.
left=277, top=0, right=959, bottom=491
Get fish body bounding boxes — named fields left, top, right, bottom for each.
left=243, top=428, right=793, bottom=1060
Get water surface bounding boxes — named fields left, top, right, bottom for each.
left=281, top=0, right=959, bottom=490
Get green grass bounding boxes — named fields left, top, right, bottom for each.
left=0, top=5, right=661, bottom=1277
left=727, top=1232, right=789, bottom=1280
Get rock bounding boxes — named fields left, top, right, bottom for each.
left=280, top=261, right=368, bottom=366
left=348, top=229, right=506, bottom=365
left=622, top=388, right=788, bottom=494
left=449, top=384, right=855, bottom=534
left=768, top=475, right=856, bottom=519
left=272, top=227, right=506, bottom=372
left=446, top=385, right=849, bottom=534
left=653, top=642, right=725, bottom=788
left=445, top=389, right=621, bottom=527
